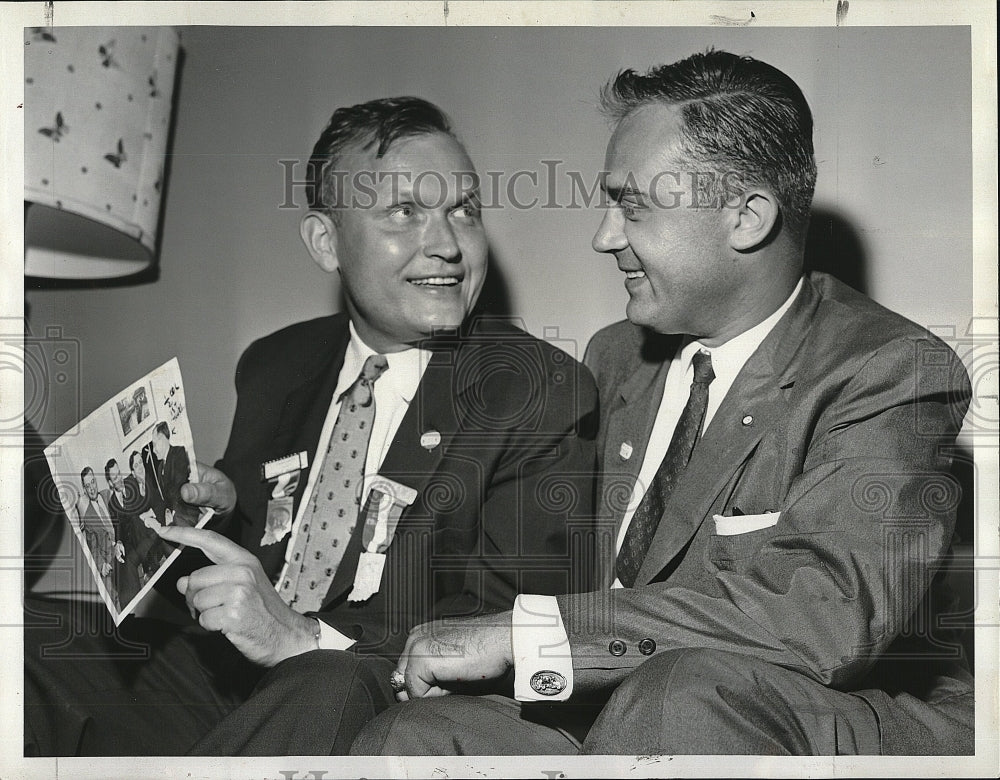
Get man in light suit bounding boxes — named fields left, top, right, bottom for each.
left=75, top=466, right=120, bottom=608
left=25, top=96, right=597, bottom=756
left=354, top=51, right=974, bottom=755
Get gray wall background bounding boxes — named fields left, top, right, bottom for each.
left=26, top=26, right=973, bottom=462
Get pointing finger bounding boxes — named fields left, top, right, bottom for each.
left=156, top=525, right=253, bottom=565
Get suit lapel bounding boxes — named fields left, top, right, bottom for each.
left=377, top=348, right=465, bottom=497
left=271, top=327, right=351, bottom=513
left=248, top=321, right=350, bottom=574
left=632, top=278, right=823, bottom=585
left=597, top=355, right=670, bottom=587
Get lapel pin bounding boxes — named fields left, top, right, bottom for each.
left=420, top=429, right=441, bottom=451
left=742, top=415, right=754, bottom=426
left=619, top=441, right=633, bottom=460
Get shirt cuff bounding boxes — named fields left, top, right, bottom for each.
left=512, top=594, right=574, bottom=701
left=315, top=618, right=356, bottom=651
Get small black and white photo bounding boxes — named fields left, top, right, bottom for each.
left=114, top=382, right=152, bottom=441
left=42, top=358, right=212, bottom=623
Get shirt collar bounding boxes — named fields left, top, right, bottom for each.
left=336, top=322, right=430, bottom=404
left=681, top=276, right=804, bottom=383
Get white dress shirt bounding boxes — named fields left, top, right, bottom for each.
left=275, top=322, right=430, bottom=649
left=513, top=277, right=804, bottom=701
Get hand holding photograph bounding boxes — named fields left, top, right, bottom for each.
left=43, top=358, right=213, bottom=624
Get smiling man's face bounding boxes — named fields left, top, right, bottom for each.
left=107, top=463, right=124, bottom=492
left=82, top=471, right=99, bottom=500
left=592, top=103, right=744, bottom=345
left=325, top=132, right=487, bottom=352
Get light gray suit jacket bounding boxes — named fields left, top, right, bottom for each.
left=558, top=272, right=973, bottom=753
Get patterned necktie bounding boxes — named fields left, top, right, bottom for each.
left=280, top=353, right=389, bottom=612
left=616, top=349, right=715, bottom=588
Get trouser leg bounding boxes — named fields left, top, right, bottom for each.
left=24, top=597, right=256, bottom=756
left=188, top=652, right=397, bottom=755
left=350, top=694, right=590, bottom=755
left=581, top=648, right=881, bottom=755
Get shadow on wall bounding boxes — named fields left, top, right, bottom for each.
left=805, top=207, right=868, bottom=294
left=476, top=248, right=514, bottom=319
left=806, top=206, right=976, bottom=672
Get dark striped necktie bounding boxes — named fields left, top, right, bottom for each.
left=616, top=349, right=715, bottom=588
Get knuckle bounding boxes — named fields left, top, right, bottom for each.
left=230, top=583, right=250, bottom=605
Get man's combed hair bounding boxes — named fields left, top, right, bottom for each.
left=306, top=96, right=455, bottom=211
left=601, top=49, right=818, bottom=236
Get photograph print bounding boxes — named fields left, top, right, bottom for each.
left=43, top=357, right=213, bottom=624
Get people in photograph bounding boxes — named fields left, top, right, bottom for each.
left=24, top=96, right=598, bottom=756
left=149, top=421, right=199, bottom=528
left=123, top=450, right=174, bottom=577
left=105, top=451, right=175, bottom=592
left=74, top=466, right=120, bottom=610
left=140, top=440, right=167, bottom=524
left=353, top=50, right=974, bottom=756
left=103, top=458, right=143, bottom=607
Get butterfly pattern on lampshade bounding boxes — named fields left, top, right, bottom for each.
left=25, top=27, right=180, bottom=251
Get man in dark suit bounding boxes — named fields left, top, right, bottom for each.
left=354, top=51, right=974, bottom=755
left=24, top=97, right=597, bottom=756
left=121, top=449, right=173, bottom=580
left=148, top=422, right=199, bottom=527
left=102, top=458, right=144, bottom=607
left=140, top=441, right=167, bottom=524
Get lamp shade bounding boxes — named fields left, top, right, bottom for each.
left=24, top=26, right=180, bottom=280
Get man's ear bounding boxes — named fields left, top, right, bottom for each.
left=728, top=189, right=779, bottom=252
left=299, top=210, right=340, bottom=273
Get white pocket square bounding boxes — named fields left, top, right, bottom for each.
left=713, top=511, right=781, bottom=536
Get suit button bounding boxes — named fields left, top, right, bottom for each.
left=638, top=638, right=656, bottom=656
left=609, top=639, right=627, bottom=656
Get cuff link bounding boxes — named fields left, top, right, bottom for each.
left=529, top=670, right=567, bottom=696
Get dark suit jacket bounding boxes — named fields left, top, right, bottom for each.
left=142, top=444, right=167, bottom=523
left=105, top=487, right=144, bottom=607
left=159, top=446, right=199, bottom=528
left=214, top=312, right=599, bottom=657
left=119, top=475, right=174, bottom=572
left=557, top=272, right=972, bottom=753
